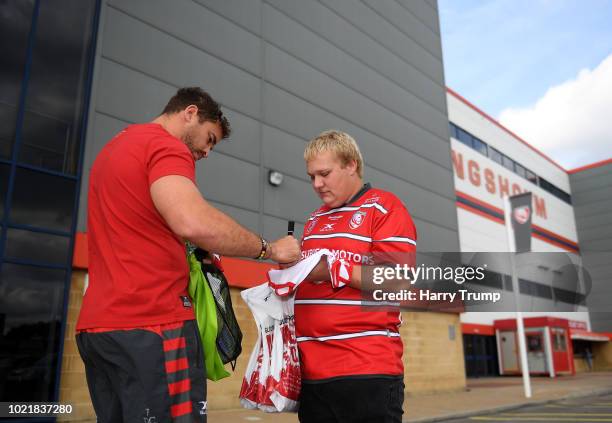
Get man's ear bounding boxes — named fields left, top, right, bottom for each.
left=346, top=159, right=358, bottom=175
left=184, top=105, right=199, bottom=123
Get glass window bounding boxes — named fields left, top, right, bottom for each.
left=449, top=122, right=458, bottom=140
left=514, top=163, right=526, bottom=179
left=457, top=127, right=473, bottom=147
left=0, top=164, right=10, bottom=220
left=472, top=137, right=488, bottom=156
left=527, top=334, right=542, bottom=352
left=488, top=147, right=503, bottom=165
left=502, top=155, right=514, bottom=171
left=5, top=228, right=71, bottom=266
left=18, top=0, right=97, bottom=175
left=552, top=330, right=567, bottom=352
left=9, top=168, right=76, bottom=232
left=0, top=1, right=35, bottom=159
left=0, top=263, right=66, bottom=401
left=525, top=169, right=537, bottom=184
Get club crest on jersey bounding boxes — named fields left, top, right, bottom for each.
left=305, top=218, right=318, bottom=234
left=349, top=211, right=367, bottom=229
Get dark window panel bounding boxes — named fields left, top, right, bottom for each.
left=502, top=155, right=514, bottom=171
left=449, top=122, right=458, bottom=140
left=525, top=169, right=537, bottom=184
left=519, top=278, right=552, bottom=300
left=514, top=163, right=526, bottom=179
left=18, top=0, right=97, bottom=175
left=0, top=164, right=10, bottom=220
left=488, top=147, right=503, bottom=165
left=0, top=263, right=65, bottom=402
left=0, top=1, right=35, bottom=159
left=5, top=228, right=71, bottom=266
left=9, top=168, right=76, bottom=232
left=472, top=137, right=488, bottom=156
left=457, top=127, right=473, bottom=147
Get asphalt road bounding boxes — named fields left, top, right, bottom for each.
left=442, top=393, right=612, bottom=423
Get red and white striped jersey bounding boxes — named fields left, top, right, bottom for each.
left=295, top=184, right=417, bottom=381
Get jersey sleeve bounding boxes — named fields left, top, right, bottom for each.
left=147, top=136, right=196, bottom=186
left=371, top=199, right=417, bottom=266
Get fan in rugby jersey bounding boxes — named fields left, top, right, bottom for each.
left=294, top=130, right=417, bottom=423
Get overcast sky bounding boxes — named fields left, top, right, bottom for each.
left=439, top=0, right=612, bottom=169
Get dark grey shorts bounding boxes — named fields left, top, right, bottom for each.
left=76, top=319, right=206, bottom=423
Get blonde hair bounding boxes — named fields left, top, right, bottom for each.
left=304, top=130, right=364, bottom=178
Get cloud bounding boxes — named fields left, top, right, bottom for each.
left=498, top=53, right=612, bottom=169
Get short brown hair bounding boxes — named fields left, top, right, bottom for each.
left=162, top=87, right=231, bottom=139
left=304, top=130, right=364, bottom=178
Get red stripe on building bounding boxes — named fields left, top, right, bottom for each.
left=163, top=337, right=186, bottom=352
left=533, top=224, right=579, bottom=250
left=165, top=358, right=189, bottom=374
left=568, top=157, right=612, bottom=174
left=455, top=192, right=579, bottom=253
left=168, top=378, right=191, bottom=396
left=171, top=400, right=192, bottom=418
left=456, top=190, right=504, bottom=216
left=532, top=233, right=578, bottom=253
left=457, top=202, right=504, bottom=225
left=462, top=323, right=495, bottom=336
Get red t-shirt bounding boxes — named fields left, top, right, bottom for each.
left=76, top=123, right=197, bottom=330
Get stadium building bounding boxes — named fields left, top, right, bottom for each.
left=0, top=0, right=610, bottom=420
left=447, top=89, right=612, bottom=378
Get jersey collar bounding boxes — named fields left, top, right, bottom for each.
left=344, top=183, right=371, bottom=206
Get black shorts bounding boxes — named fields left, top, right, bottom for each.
left=76, top=319, right=206, bottom=423
left=298, top=376, right=404, bottom=423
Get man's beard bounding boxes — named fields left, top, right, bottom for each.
left=183, top=130, right=198, bottom=157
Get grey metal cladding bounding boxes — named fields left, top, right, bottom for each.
left=573, top=199, right=612, bottom=220
left=263, top=0, right=446, bottom=109
left=395, top=0, right=440, bottom=34
left=196, top=154, right=260, bottom=211
left=366, top=167, right=458, bottom=233
left=262, top=125, right=307, bottom=181
left=570, top=163, right=612, bottom=181
left=262, top=124, right=456, bottom=200
left=81, top=0, right=457, bottom=252
left=361, top=0, right=442, bottom=60
left=210, top=200, right=259, bottom=234
left=581, top=238, right=612, bottom=251
left=572, top=184, right=612, bottom=205
left=192, top=0, right=262, bottom=35
left=263, top=175, right=321, bottom=222
left=96, top=59, right=176, bottom=123
left=574, top=211, right=612, bottom=231
left=264, top=45, right=449, bottom=153
left=263, top=83, right=452, bottom=170
left=577, top=224, right=612, bottom=244
left=318, top=0, right=443, bottom=79
left=263, top=4, right=446, bottom=118
left=570, top=171, right=612, bottom=193
left=263, top=214, right=305, bottom=243
left=102, top=8, right=261, bottom=118
left=411, top=218, right=460, bottom=252
left=108, top=0, right=261, bottom=76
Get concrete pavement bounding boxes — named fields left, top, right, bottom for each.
left=207, top=372, right=612, bottom=423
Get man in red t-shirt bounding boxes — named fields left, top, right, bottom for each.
left=76, top=88, right=299, bottom=423
left=295, top=130, right=417, bottom=423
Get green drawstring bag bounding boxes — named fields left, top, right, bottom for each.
left=187, top=252, right=231, bottom=381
